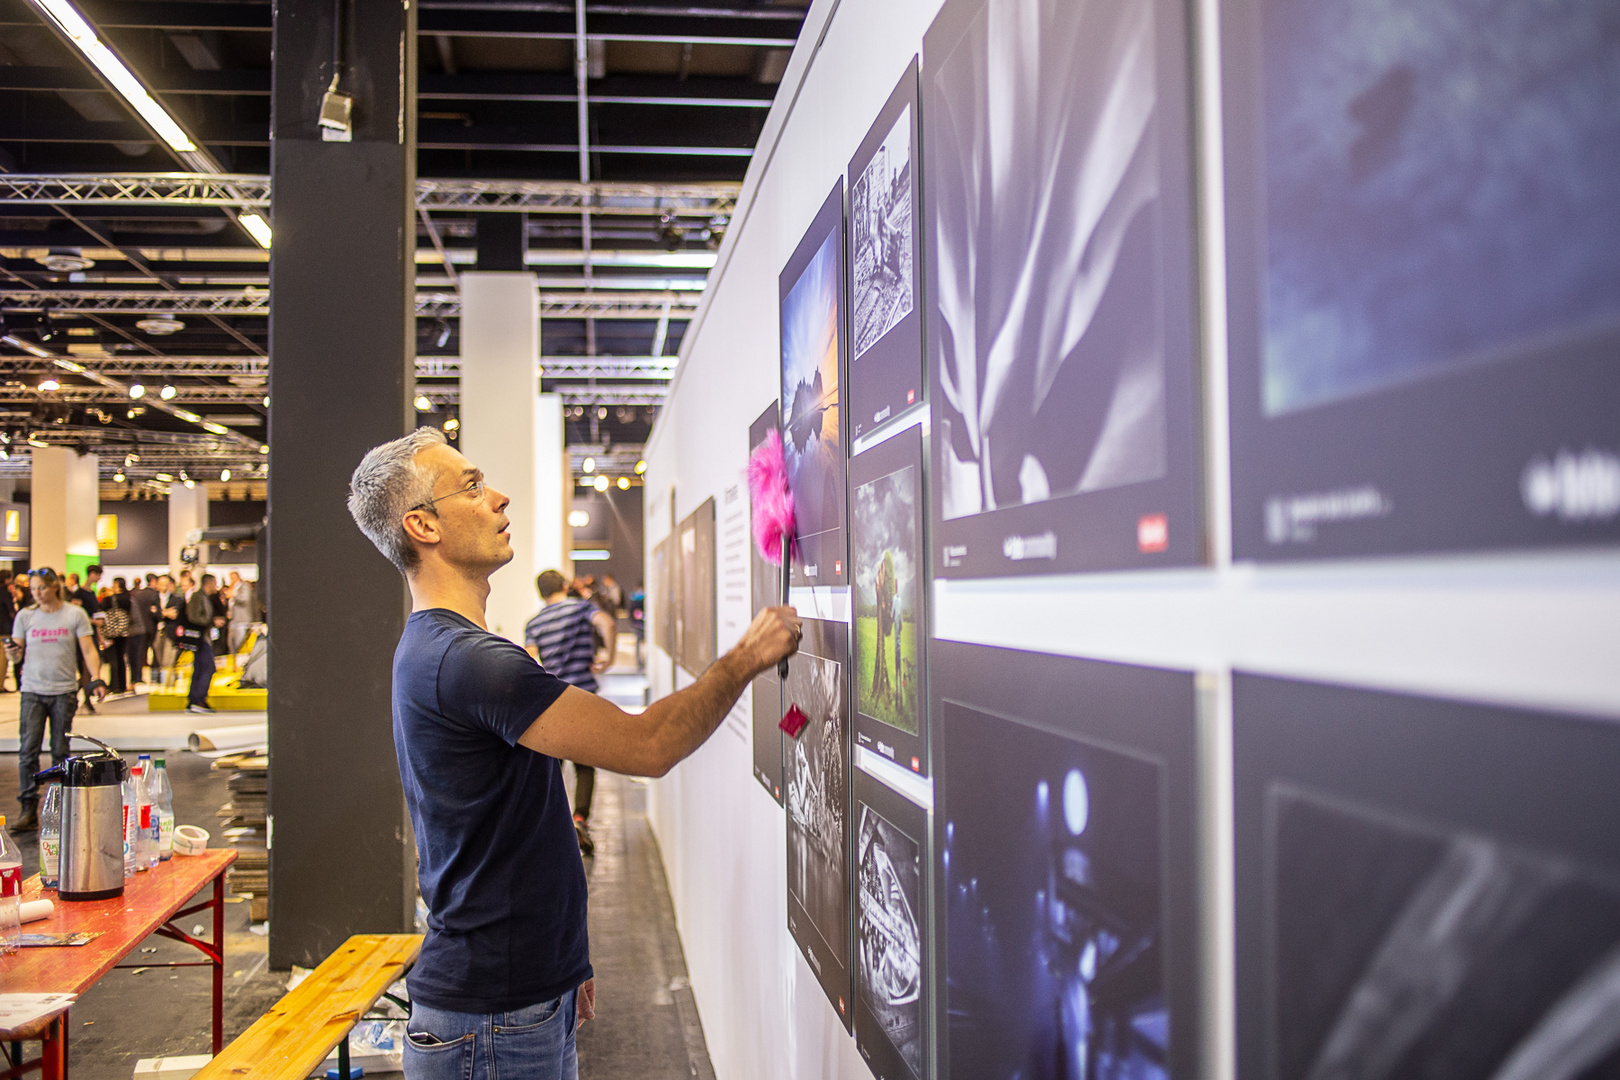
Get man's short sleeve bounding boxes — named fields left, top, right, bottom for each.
left=439, top=632, right=571, bottom=746
left=70, top=605, right=93, bottom=637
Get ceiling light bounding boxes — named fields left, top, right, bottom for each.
left=616, top=477, right=629, bottom=490
left=171, top=408, right=201, bottom=423
left=128, top=383, right=145, bottom=399
left=155, top=472, right=174, bottom=482
left=434, top=319, right=452, bottom=349
left=136, top=316, right=185, bottom=336
left=159, top=384, right=176, bottom=400
left=262, top=396, right=270, bottom=408
left=581, top=457, right=595, bottom=474
left=568, top=510, right=590, bottom=528
left=29, top=0, right=198, bottom=152
left=1, top=334, right=52, bottom=359
left=238, top=212, right=272, bottom=249
left=593, top=475, right=609, bottom=492
left=179, top=469, right=189, bottom=481
left=37, top=252, right=94, bottom=273
left=113, top=470, right=125, bottom=482
left=442, top=417, right=459, bottom=433
left=201, top=422, right=230, bottom=435
left=220, top=468, right=231, bottom=482
left=52, top=357, right=85, bottom=373
left=634, top=460, right=647, bottom=474
left=183, top=478, right=195, bottom=489
left=27, top=435, right=48, bottom=449
left=414, top=394, right=433, bottom=412
left=259, top=444, right=269, bottom=455
left=126, top=406, right=146, bottom=418
left=125, top=453, right=138, bottom=466
left=38, top=378, right=59, bottom=392
left=258, top=462, right=268, bottom=473
left=596, top=407, right=608, bottom=420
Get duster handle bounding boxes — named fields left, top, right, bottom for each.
left=779, top=533, right=791, bottom=678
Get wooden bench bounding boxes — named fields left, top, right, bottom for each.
left=192, top=933, right=422, bottom=1080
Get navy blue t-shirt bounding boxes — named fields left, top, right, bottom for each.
left=392, top=608, right=591, bottom=1013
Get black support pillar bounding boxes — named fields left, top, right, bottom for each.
left=267, top=0, right=418, bottom=967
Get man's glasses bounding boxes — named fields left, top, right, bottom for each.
left=412, top=476, right=486, bottom=513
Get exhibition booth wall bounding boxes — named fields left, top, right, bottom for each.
left=640, top=0, right=1620, bottom=1078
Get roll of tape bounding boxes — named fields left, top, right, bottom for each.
left=173, top=824, right=210, bottom=856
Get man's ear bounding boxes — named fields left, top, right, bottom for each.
left=401, top=508, right=441, bottom=548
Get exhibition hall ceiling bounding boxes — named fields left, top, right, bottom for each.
left=0, top=0, right=806, bottom=486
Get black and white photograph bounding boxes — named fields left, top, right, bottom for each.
left=851, top=423, right=927, bottom=774
left=1235, top=674, right=1620, bottom=1080
left=923, top=0, right=1202, bottom=577
left=785, top=617, right=853, bottom=1027
left=750, top=402, right=785, bottom=804
left=676, top=497, right=716, bottom=676
left=780, top=181, right=849, bottom=587
left=854, top=768, right=929, bottom=1080
left=932, top=643, right=1201, bottom=1080
left=1222, top=0, right=1620, bottom=560
left=848, top=62, right=924, bottom=439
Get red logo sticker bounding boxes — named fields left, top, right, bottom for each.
left=911, top=756, right=921, bottom=772
left=835, top=559, right=842, bottom=574
left=1138, top=514, right=1169, bottom=553
left=906, top=389, right=916, bottom=404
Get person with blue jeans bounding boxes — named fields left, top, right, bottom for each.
left=5, top=568, right=106, bottom=832
left=348, top=428, right=801, bottom=1080
left=166, top=575, right=224, bottom=714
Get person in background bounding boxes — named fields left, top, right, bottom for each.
left=599, top=573, right=624, bottom=616
left=227, top=572, right=256, bottom=653
left=0, top=570, right=15, bottom=692
left=128, top=573, right=159, bottom=690
left=525, top=569, right=619, bottom=856
left=209, top=577, right=229, bottom=655
left=101, top=577, right=134, bottom=695
left=152, top=573, right=179, bottom=687
left=168, top=573, right=225, bottom=714
left=6, top=568, right=106, bottom=832
left=66, top=565, right=103, bottom=714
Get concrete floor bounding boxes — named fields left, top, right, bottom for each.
left=1, top=711, right=711, bottom=1079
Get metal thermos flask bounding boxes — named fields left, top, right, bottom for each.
left=36, top=734, right=128, bottom=901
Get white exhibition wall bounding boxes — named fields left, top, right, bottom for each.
left=639, top=1, right=1620, bottom=1078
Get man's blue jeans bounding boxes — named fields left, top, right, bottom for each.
left=18, top=691, right=76, bottom=806
left=404, top=989, right=578, bottom=1080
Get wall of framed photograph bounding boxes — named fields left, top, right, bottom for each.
left=781, top=181, right=851, bottom=589
left=785, top=617, right=855, bottom=1029
left=923, top=0, right=1205, bottom=578
left=633, top=0, right=1620, bottom=1077
left=1234, top=673, right=1620, bottom=1080
left=676, top=496, right=718, bottom=676
left=847, top=60, right=924, bottom=441
left=850, top=423, right=928, bottom=775
left=853, top=768, right=930, bottom=1080
left=1222, top=0, right=1620, bottom=561
left=932, top=642, right=1202, bottom=1080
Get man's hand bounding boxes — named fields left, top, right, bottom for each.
left=734, top=605, right=801, bottom=678
left=576, top=978, right=596, bottom=1028
left=88, top=678, right=107, bottom=704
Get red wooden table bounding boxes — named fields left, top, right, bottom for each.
left=0, top=848, right=237, bottom=1080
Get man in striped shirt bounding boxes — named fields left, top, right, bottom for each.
left=525, top=569, right=618, bottom=855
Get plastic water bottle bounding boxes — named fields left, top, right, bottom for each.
left=0, top=818, right=22, bottom=953
left=133, top=756, right=153, bottom=871
left=38, top=781, right=62, bottom=888
left=122, top=765, right=138, bottom=878
left=150, top=758, right=174, bottom=863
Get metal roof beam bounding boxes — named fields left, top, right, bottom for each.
left=0, top=288, right=698, bottom=319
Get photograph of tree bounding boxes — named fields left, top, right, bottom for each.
left=854, top=770, right=929, bottom=1080
left=924, top=0, right=1201, bottom=575
left=850, top=423, right=926, bottom=773
left=785, top=618, right=852, bottom=1026
left=780, top=182, right=848, bottom=587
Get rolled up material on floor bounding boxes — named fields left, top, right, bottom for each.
left=20, top=898, right=52, bottom=924
left=173, top=825, right=210, bottom=856
left=187, top=723, right=267, bottom=752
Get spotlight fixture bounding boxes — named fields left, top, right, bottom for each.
left=159, top=384, right=176, bottom=400
left=155, top=472, right=174, bottom=482
left=113, top=470, right=125, bottom=482
left=617, top=477, right=630, bottom=490
left=238, top=212, right=272, bottom=249
left=434, top=319, right=452, bottom=349
left=593, top=475, right=609, bottom=492
left=183, top=478, right=195, bottom=489
left=135, top=315, right=184, bottom=336
left=27, top=434, right=48, bottom=449
left=0, top=449, right=8, bottom=460
left=38, top=378, right=59, bottom=392
left=126, top=406, right=146, bottom=418
left=128, top=383, right=145, bottom=399
left=596, top=406, right=608, bottom=421
left=125, top=453, right=137, bottom=466
left=37, top=251, right=94, bottom=273
left=220, top=468, right=231, bottom=482
left=568, top=510, right=590, bottom=528
left=414, top=394, right=434, bottom=412
left=634, top=460, right=647, bottom=474
left=581, top=457, right=595, bottom=474
left=443, top=417, right=460, bottom=433
left=262, top=396, right=270, bottom=408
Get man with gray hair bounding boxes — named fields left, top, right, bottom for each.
left=349, top=426, right=801, bottom=1079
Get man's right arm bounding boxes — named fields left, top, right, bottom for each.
left=518, top=605, right=800, bottom=777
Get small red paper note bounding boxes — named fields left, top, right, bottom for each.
left=780, top=704, right=808, bottom=738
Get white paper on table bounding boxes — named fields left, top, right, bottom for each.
left=0, top=994, right=77, bottom=1029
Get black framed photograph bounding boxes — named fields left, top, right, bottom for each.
left=785, top=617, right=853, bottom=1028
left=1235, top=673, right=1620, bottom=1080
left=932, top=642, right=1201, bottom=1080
left=676, top=497, right=716, bottom=676
left=850, top=423, right=927, bottom=775
left=848, top=59, right=924, bottom=440
left=922, top=0, right=1203, bottom=578
left=780, top=181, right=850, bottom=587
left=1222, top=0, right=1620, bottom=560
left=750, top=402, right=786, bottom=804
left=854, top=768, right=930, bottom=1080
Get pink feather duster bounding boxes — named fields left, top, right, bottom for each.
left=747, top=429, right=796, bottom=565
